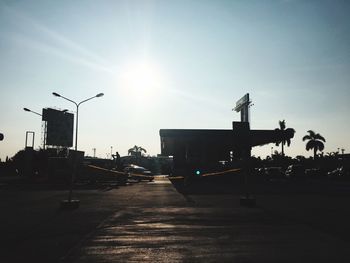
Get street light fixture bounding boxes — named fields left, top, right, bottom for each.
left=53, top=92, right=104, bottom=209
left=23, top=107, right=44, bottom=149
left=52, top=92, right=104, bottom=151
left=23, top=107, right=42, bottom=116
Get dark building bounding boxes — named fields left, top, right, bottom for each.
left=160, top=122, right=295, bottom=177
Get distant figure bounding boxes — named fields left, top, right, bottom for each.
left=116, top=152, right=121, bottom=169
left=112, top=151, right=121, bottom=170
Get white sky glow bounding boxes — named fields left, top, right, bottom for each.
left=0, top=0, right=349, bottom=160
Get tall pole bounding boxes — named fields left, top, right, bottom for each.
left=75, top=105, right=79, bottom=151
left=53, top=92, right=104, bottom=208
left=53, top=92, right=103, bottom=151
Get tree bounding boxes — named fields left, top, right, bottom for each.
left=128, top=145, right=147, bottom=157
left=302, top=130, right=326, bottom=159
left=275, top=120, right=293, bottom=156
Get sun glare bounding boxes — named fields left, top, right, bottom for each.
left=119, top=60, right=164, bottom=100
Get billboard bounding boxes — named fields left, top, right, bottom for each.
left=234, top=93, right=249, bottom=112
left=234, top=93, right=250, bottom=122
left=42, top=108, right=74, bottom=147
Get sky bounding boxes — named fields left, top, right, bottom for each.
left=0, top=0, right=349, bottom=160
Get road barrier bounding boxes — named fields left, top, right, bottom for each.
left=87, top=165, right=154, bottom=181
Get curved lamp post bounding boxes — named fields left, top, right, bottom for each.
left=23, top=107, right=42, bottom=116
left=52, top=92, right=104, bottom=151
left=53, top=92, right=104, bottom=209
left=23, top=107, right=43, bottom=149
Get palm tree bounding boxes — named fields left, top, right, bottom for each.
left=302, top=130, right=326, bottom=159
left=275, top=120, right=293, bottom=156
left=128, top=145, right=147, bottom=157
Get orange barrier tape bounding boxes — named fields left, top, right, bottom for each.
left=87, top=165, right=126, bottom=175
left=88, top=165, right=240, bottom=180
left=168, top=176, right=185, bottom=180
left=128, top=173, right=154, bottom=179
left=168, top=168, right=241, bottom=180
left=201, top=168, right=241, bottom=177
left=87, top=165, right=154, bottom=179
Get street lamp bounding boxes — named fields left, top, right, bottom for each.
left=24, top=107, right=43, bottom=149
left=53, top=92, right=104, bottom=209
left=23, top=107, right=42, bottom=116
left=52, top=92, right=104, bottom=151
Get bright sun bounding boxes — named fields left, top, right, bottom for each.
left=119, top=60, right=164, bottom=99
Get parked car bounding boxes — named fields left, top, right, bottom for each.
left=264, top=167, right=285, bottom=180
left=328, top=166, right=350, bottom=180
left=285, top=165, right=305, bottom=179
left=305, top=168, right=325, bottom=178
left=124, top=164, right=154, bottom=182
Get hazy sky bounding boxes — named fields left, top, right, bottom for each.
left=0, top=0, right=349, bottom=160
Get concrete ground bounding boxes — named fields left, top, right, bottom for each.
left=1, top=176, right=350, bottom=262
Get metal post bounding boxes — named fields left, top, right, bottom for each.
left=75, top=105, right=79, bottom=152
left=53, top=92, right=104, bottom=209
left=43, top=121, right=47, bottom=150
left=67, top=103, right=79, bottom=202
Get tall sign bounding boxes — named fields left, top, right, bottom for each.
left=234, top=93, right=250, bottom=122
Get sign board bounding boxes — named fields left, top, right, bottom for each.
left=234, top=93, right=249, bottom=112
left=42, top=108, right=74, bottom=147
left=234, top=93, right=250, bottom=122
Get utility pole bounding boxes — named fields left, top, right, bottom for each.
left=233, top=93, right=255, bottom=207
left=92, top=148, right=96, bottom=158
left=53, top=92, right=104, bottom=209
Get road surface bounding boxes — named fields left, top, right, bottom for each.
left=1, top=176, right=350, bottom=262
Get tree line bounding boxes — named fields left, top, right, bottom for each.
left=275, top=120, right=326, bottom=159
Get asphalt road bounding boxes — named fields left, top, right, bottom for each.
left=1, top=176, right=350, bottom=262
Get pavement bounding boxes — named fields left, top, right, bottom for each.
left=1, top=176, right=350, bottom=262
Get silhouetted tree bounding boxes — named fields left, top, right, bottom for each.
left=128, top=145, right=147, bottom=157
left=275, top=120, right=293, bottom=156
left=302, top=130, right=326, bottom=159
